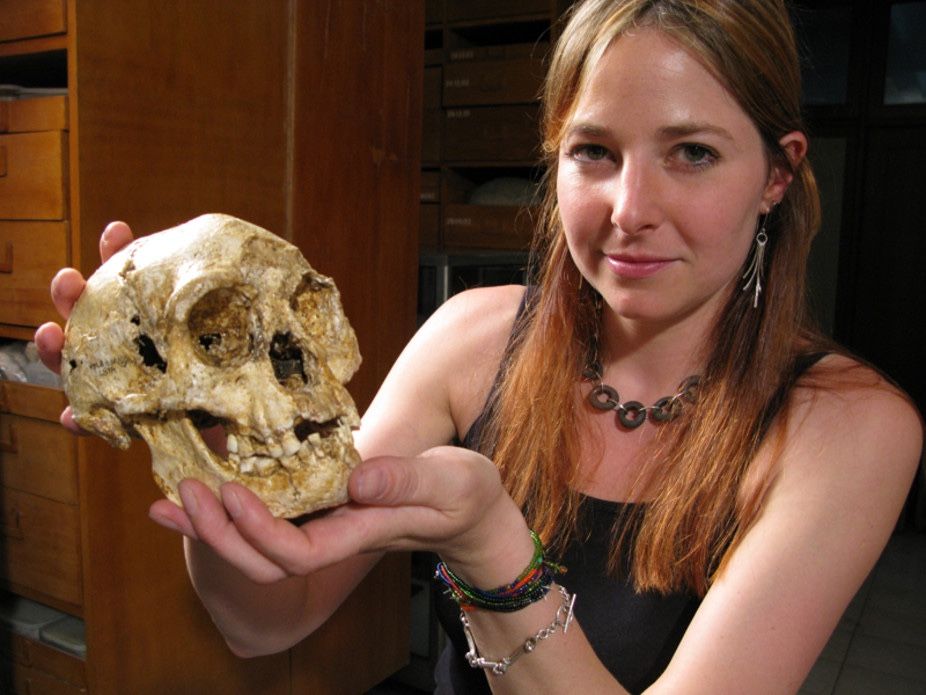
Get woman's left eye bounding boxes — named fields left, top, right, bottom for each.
left=675, top=144, right=717, bottom=168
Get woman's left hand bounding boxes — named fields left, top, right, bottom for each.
left=152, top=445, right=531, bottom=585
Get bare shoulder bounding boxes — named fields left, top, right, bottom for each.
left=428, top=284, right=526, bottom=345
left=358, top=285, right=526, bottom=456
left=775, top=352, right=922, bottom=506
left=791, top=354, right=922, bottom=454
left=424, top=285, right=527, bottom=433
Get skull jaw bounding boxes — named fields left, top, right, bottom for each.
left=134, top=416, right=360, bottom=518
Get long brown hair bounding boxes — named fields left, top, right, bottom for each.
left=479, top=0, right=829, bottom=595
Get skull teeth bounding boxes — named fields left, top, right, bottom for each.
left=255, top=456, right=276, bottom=475
left=279, top=455, right=301, bottom=472
left=237, top=436, right=254, bottom=458
left=226, top=423, right=338, bottom=477
left=238, top=456, right=255, bottom=474
left=282, top=431, right=301, bottom=456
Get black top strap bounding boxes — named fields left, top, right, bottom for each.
left=461, top=285, right=536, bottom=452
left=757, top=351, right=830, bottom=439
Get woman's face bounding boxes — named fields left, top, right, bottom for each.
left=557, top=28, right=795, bottom=327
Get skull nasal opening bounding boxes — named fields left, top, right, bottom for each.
left=136, top=333, right=167, bottom=373
left=270, top=332, right=307, bottom=387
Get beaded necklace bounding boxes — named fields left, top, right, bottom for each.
left=583, top=293, right=700, bottom=429
left=583, top=361, right=700, bottom=429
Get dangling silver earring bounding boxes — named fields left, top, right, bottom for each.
left=742, top=212, right=770, bottom=309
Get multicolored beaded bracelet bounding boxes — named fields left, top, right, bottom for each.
left=434, top=530, right=566, bottom=612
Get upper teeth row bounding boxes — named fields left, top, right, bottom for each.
left=226, top=429, right=326, bottom=476
left=226, top=430, right=303, bottom=457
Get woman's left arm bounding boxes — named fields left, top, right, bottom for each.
left=652, top=360, right=923, bottom=694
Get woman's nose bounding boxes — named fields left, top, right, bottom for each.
left=609, top=159, right=662, bottom=235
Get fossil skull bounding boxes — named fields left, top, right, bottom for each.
left=61, top=214, right=362, bottom=517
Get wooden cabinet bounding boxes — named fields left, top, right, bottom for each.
left=0, top=0, right=67, bottom=43
left=421, top=2, right=567, bottom=253
left=1, top=1, right=422, bottom=692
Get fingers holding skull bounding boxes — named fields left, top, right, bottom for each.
left=146, top=446, right=523, bottom=588
left=35, top=268, right=86, bottom=374
left=34, top=322, right=66, bottom=373
left=45, top=221, right=134, bottom=325
left=49, top=268, right=86, bottom=321
left=150, top=479, right=296, bottom=585
left=99, top=221, right=135, bottom=263
left=35, top=221, right=136, bottom=424
left=219, top=447, right=520, bottom=577
left=33, top=325, right=92, bottom=436
left=346, top=447, right=523, bottom=566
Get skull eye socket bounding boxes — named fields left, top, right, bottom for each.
left=188, top=287, right=253, bottom=366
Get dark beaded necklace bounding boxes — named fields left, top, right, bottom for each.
left=583, top=361, right=700, bottom=429
left=582, top=292, right=700, bottom=429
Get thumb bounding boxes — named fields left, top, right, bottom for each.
left=349, top=456, right=424, bottom=506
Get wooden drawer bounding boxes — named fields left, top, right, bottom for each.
left=0, top=486, right=82, bottom=608
left=0, top=381, right=68, bottom=423
left=2, top=661, right=87, bottom=694
left=420, top=204, right=440, bottom=248
left=0, top=130, right=68, bottom=220
left=1, top=412, right=78, bottom=504
left=445, top=0, right=550, bottom=22
left=425, top=0, right=442, bottom=25
left=443, top=203, right=534, bottom=250
left=443, top=105, right=539, bottom=163
left=423, top=66, right=442, bottom=110
left=0, top=220, right=69, bottom=327
left=0, top=631, right=86, bottom=693
left=423, top=108, right=442, bottom=164
left=443, top=46, right=546, bottom=106
left=420, top=171, right=441, bottom=203
left=0, top=96, right=68, bottom=134
left=0, top=0, right=67, bottom=42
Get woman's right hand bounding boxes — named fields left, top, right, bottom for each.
left=34, top=221, right=136, bottom=432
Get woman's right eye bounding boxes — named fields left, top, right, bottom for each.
left=570, top=144, right=611, bottom=162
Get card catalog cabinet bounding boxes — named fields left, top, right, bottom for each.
left=421, top=0, right=570, bottom=253
left=0, top=1, right=421, bottom=692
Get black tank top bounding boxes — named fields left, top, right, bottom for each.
left=433, top=288, right=828, bottom=693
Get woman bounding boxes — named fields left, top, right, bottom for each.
left=37, top=0, right=921, bottom=692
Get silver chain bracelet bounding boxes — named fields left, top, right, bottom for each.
left=461, top=585, right=577, bottom=676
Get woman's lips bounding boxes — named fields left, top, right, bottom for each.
left=605, top=254, right=674, bottom=279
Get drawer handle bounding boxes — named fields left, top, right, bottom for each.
left=0, top=423, right=17, bottom=453
left=0, top=241, right=11, bottom=273
left=2, top=508, right=24, bottom=540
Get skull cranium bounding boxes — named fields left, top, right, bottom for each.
left=61, top=214, right=361, bottom=517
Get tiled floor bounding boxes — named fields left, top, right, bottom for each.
left=369, top=531, right=926, bottom=694
left=800, top=531, right=926, bottom=695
